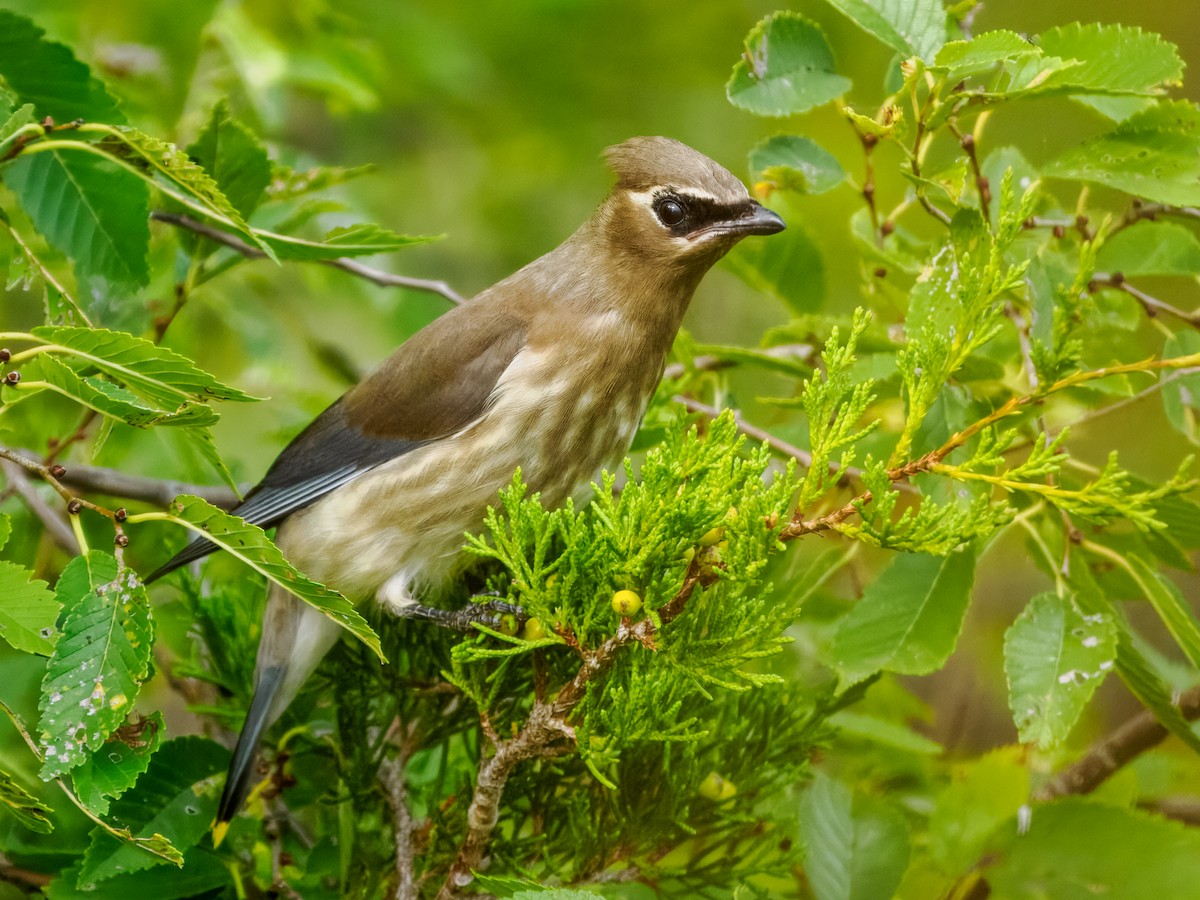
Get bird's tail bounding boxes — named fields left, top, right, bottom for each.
left=213, top=665, right=285, bottom=846
left=212, top=587, right=343, bottom=846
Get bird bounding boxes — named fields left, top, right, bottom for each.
left=147, top=135, right=785, bottom=841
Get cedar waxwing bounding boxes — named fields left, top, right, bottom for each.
left=148, top=136, right=785, bottom=839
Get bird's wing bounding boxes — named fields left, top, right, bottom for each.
left=147, top=306, right=528, bottom=581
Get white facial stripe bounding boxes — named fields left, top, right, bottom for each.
left=626, top=186, right=728, bottom=208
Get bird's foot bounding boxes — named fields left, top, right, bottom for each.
left=394, top=596, right=526, bottom=633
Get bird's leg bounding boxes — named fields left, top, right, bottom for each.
left=392, top=595, right=526, bottom=632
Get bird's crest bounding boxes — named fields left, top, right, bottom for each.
left=603, top=136, right=747, bottom=199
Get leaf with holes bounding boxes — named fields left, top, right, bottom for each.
left=34, top=356, right=221, bottom=429
left=0, top=559, right=60, bottom=655
left=71, top=712, right=162, bottom=816
left=3, top=148, right=149, bottom=291
left=727, top=13, right=850, bottom=117
left=164, top=495, right=383, bottom=660
left=38, top=553, right=154, bottom=779
left=1044, top=101, right=1200, bottom=207
left=77, top=737, right=228, bottom=882
left=1003, top=593, right=1117, bottom=748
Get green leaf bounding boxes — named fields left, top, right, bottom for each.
left=38, top=553, right=154, bottom=779
left=186, top=100, right=271, bottom=218
left=31, top=326, right=259, bottom=405
left=49, top=850, right=229, bottom=900
left=1044, top=101, right=1200, bottom=207
left=35, top=356, right=221, bottom=429
left=0, top=10, right=122, bottom=123
left=929, top=747, right=1028, bottom=875
left=723, top=211, right=824, bottom=314
left=257, top=223, right=435, bottom=260
left=933, top=30, right=1039, bottom=81
left=164, top=495, right=384, bottom=660
left=833, top=550, right=977, bottom=686
left=71, top=711, right=162, bottom=816
left=1098, top=221, right=1200, bottom=276
left=3, top=149, right=150, bottom=291
left=827, top=710, right=944, bottom=756
left=825, top=0, right=948, bottom=62
left=800, top=772, right=910, bottom=900
left=0, top=768, right=54, bottom=833
left=1130, top=556, right=1200, bottom=670
left=0, top=512, right=10, bottom=550
left=77, top=737, right=227, bottom=882
left=727, top=13, right=851, bottom=116
left=1034, top=23, right=1184, bottom=100
left=0, top=103, right=37, bottom=147
left=0, top=560, right=59, bottom=655
left=988, top=800, right=1200, bottom=898
left=1003, top=592, right=1117, bottom=748
left=1162, top=331, right=1200, bottom=445
left=749, top=135, right=846, bottom=195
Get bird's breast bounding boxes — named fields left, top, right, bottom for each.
left=279, top=326, right=664, bottom=611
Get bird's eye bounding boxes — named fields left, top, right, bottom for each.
left=654, top=196, right=687, bottom=227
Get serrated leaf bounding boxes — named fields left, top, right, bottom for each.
left=77, top=737, right=226, bottom=882
left=266, top=161, right=372, bottom=202
left=800, top=772, right=910, bottom=900
left=0, top=10, right=123, bottom=123
left=1098, top=221, right=1200, bottom=277
left=1162, top=331, right=1200, bottom=445
left=257, top=223, right=435, bottom=260
left=186, top=100, right=271, bottom=218
left=1035, top=23, right=1184, bottom=99
left=38, top=553, right=153, bottom=779
left=934, top=30, right=1039, bottom=81
left=1003, top=592, right=1117, bottom=748
left=727, top=13, right=851, bottom=117
left=71, top=711, right=162, bottom=816
left=749, top=135, right=846, bottom=195
left=833, top=550, right=977, bottom=686
left=988, top=800, right=1200, bottom=898
left=0, top=768, right=54, bottom=833
left=31, top=326, right=258, bottom=406
left=825, top=0, right=948, bottom=62
left=3, top=149, right=149, bottom=291
left=724, top=209, right=824, bottom=314
left=165, top=495, right=383, bottom=660
left=0, top=559, right=60, bottom=655
left=1044, top=101, right=1200, bottom=207
left=1131, top=556, right=1200, bottom=670
left=35, top=356, right=221, bottom=429
left=1071, top=563, right=1200, bottom=754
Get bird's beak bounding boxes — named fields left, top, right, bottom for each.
left=736, top=201, right=787, bottom=235
left=690, top=202, right=786, bottom=241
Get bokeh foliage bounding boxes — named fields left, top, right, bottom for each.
left=1, top=1, right=1200, bottom=898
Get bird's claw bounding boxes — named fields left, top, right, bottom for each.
left=395, top=596, right=526, bottom=633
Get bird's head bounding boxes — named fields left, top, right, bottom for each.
left=599, top=136, right=785, bottom=268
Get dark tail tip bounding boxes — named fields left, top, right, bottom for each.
left=214, top=666, right=285, bottom=837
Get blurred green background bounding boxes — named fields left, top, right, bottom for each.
left=2, top=0, right=1198, bottom=754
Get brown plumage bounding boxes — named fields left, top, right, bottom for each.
left=148, top=136, right=784, bottom=836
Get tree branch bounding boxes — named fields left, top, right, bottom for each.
left=0, top=459, right=78, bottom=552
left=1035, top=684, right=1200, bottom=801
left=150, top=211, right=467, bottom=305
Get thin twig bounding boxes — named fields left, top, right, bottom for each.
left=1035, top=684, right=1200, bottom=801
left=151, top=211, right=467, bottom=305
left=17, top=451, right=238, bottom=508
left=0, top=459, right=78, bottom=552
left=1092, top=273, right=1200, bottom=327
left=380, top=719, right=423, bottom=900
left=661, top=343, right=816, bottom=382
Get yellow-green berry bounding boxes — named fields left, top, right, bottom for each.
left=611, top=589, right=642, bottom=617
left=522, top=618, right=547, bottom=641
left=698, top=771, right=737, bottom=801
